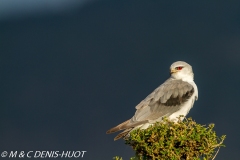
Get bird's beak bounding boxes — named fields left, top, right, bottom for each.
left=170, top=69, right=178, bottom=74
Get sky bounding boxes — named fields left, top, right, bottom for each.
left=1, top=0, right=240, bottom=159
left=0, top=0, right=91, bottom=20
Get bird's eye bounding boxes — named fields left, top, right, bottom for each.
left=175, top=66, right=183, bottom=70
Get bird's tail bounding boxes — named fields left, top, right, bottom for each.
left=114, top=128, right=133, bottom=141
left=106, top=119, right=130, bottom=134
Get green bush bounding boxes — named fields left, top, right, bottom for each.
left=114, top=117, right=226, bottom=160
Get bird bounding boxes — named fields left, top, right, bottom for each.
left=106, top=61, right=198, bottom=141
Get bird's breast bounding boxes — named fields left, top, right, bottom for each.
left=168, top=93, right=196, bottom=122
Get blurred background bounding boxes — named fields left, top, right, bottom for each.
left=1, top=0, right=240, bottom=159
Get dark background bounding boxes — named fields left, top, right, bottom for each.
left=1, top=1, right=240, bottom=159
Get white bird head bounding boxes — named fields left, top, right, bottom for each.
left=170, top=61, right=194, bottom=82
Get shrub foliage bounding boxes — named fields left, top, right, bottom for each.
left=114, top=117, right=226, bottom=160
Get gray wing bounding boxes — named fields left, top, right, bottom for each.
left=106, top=78, right=195, bottom=135
left=129, top=78, right=194, bottom=125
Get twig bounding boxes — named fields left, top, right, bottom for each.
left=212, top=147, right=220, bottom=160
left=212, top=136, right=225, bottom=160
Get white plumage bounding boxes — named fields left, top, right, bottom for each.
left=107, top=61, right=198, bottom=140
